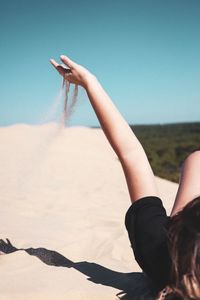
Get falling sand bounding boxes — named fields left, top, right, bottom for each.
left=42, top=78, right=78, bottom=129
left=61, top=80, right=78, bottom=127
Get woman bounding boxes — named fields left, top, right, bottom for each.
left=50, top=55, right=200, bottom=299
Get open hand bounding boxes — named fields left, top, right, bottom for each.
left=50, top=55, right=95, bottom=88
left=0, top=239, right=18, bottom=254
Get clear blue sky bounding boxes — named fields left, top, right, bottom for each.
left=0, top=0, right=200, bottom=126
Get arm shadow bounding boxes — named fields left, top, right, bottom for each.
left=0, top=239, right=158, bottom=299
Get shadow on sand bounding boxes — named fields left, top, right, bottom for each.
left=0, top=239, right=158, bottom=299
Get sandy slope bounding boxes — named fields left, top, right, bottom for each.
left=0, top=124, right=178, bottom=299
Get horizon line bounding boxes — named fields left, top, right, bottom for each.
left=0, top=120, right=200, bottom=129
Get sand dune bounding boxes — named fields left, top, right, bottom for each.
left=0, top=124, right=178, bottom=299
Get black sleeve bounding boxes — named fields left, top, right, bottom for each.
left=125, top=196, right=171, bottom=289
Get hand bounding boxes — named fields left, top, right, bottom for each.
left=50, top=55, right=95, bottom=89
left=0, top=238, right=18, bottom=254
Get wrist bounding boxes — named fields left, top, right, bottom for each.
left=83, top=74, right=98, bottom=90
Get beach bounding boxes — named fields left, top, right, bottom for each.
left=0, top=124, right=178, bottom=299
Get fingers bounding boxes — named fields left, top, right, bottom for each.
left=60, top=55, right=76, bottom=69
left=50, top=59, right=67, bottom=77
left=6, top=238, right=12, bottom=246
left=50, top=58, right=62, bottom=74
left=50, top=58, right=73, bottom=77
left=50, top=58, right=59, bottom=68
left=50, top=55, right=76, bottom=70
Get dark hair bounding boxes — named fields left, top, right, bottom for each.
left=164, top=196, right=200, bottom=299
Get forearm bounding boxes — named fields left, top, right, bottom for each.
left=85, top=77, right=158, bottom=201
left=85, top=76, right=144, bottom=161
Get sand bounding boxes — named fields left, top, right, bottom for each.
left=0, top=124, right=178, bottom=299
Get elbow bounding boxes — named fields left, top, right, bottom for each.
left=119, top=144, right=146, bottom=164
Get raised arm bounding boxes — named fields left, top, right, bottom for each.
left=50, top=55, right=158, bottom=202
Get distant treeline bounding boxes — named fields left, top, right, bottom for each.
left=131, top=122, right=200, bottom=182
left=92, top=122, right=200, bottom=182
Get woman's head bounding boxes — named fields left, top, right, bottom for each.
left=166, top=196, right=200, bottom=299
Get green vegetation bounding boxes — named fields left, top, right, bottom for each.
left=131, top=122, right=200, bottom=182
